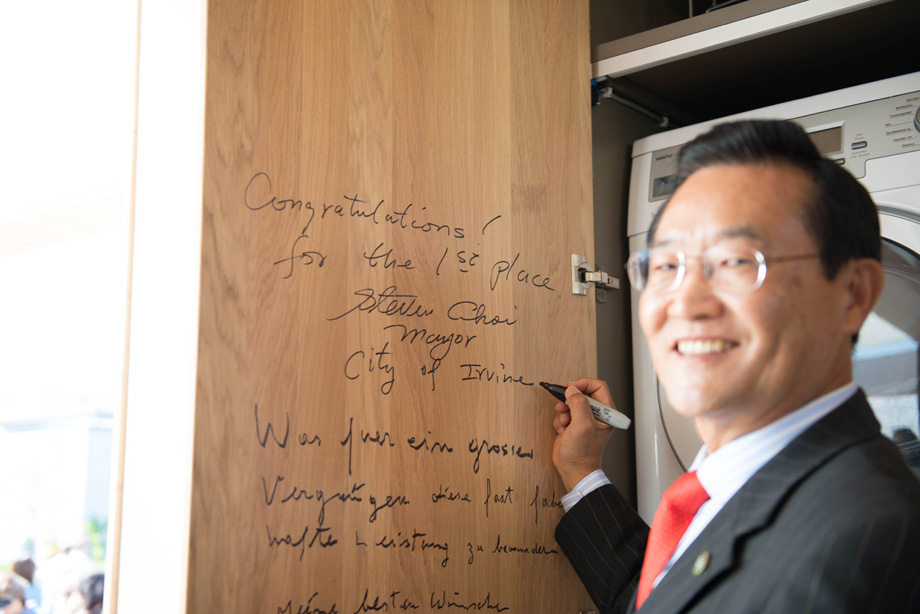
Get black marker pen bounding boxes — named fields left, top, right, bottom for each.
left=539, top=382, right=632, bottom=430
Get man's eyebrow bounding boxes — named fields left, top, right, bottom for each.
left=719, top=225, right=763, bottom=241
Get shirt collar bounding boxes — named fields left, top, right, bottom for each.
left=690, top=382, right=859, bottom=503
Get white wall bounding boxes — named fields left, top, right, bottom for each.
left=114, top=1, right=207, bottom=612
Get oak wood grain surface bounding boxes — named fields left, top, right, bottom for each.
left=189, top=1, right=596, bottom=611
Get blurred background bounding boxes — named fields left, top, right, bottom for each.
left=0, top=1, right=136, bottom=612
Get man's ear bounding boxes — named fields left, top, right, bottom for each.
left=842, top=258, right=885, bottom=336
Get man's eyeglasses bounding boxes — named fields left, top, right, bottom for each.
left=625, top=244, right=821, bottom=294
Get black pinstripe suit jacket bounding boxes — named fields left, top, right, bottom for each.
left=555, top=390, right=920, bottom=613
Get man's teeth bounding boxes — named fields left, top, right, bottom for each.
left=677, top=339, right=735, bottom=355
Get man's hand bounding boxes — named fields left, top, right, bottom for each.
left=551, top=377, right=616, bottom=492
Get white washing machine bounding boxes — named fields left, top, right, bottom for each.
left=627, top=72, right=920, bottom=522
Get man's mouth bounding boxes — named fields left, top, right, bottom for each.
left=676, top=339, right=737, bottom=355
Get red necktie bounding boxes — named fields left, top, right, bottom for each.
left=635, top=471, right=710, bottom=609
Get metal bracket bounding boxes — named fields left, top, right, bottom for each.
left=572, top=254, right=620, bottom=299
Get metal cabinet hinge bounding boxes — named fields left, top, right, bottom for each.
left=572, top=254, right=620, bottom=302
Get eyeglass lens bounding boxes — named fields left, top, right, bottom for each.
left=629, top=245, right=766, bottom=293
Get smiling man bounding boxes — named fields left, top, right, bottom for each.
left=549, top=120, right=920, bottom=613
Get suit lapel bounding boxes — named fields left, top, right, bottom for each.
left=634, top=391, right=880, bottom=613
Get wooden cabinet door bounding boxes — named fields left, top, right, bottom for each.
left=191, top=1, right=597, bottom=611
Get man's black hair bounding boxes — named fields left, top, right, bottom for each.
left=647, top=119, right=882, bottom=278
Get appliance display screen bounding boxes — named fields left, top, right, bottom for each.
left=808, top=125, right=843, bottom=155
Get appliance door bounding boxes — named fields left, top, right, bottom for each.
left=854, top=199, right=920, bottom=478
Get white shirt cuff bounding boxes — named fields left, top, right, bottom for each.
left=560, top=469, right=610, bottom=513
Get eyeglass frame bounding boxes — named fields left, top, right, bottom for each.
left=624, top=244, right=823, bottom=294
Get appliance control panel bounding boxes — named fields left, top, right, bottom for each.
left=644, top=89, right=920, bottom=203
